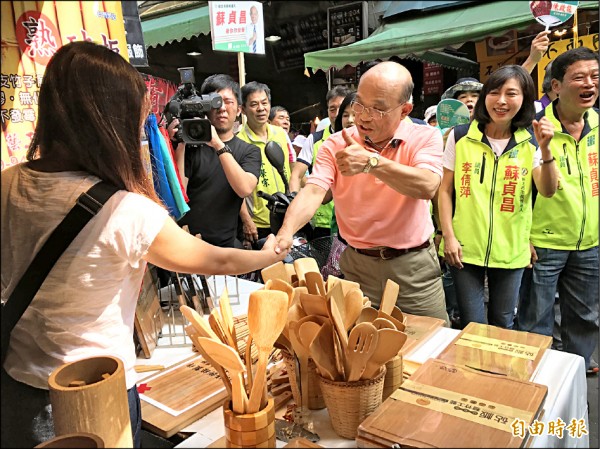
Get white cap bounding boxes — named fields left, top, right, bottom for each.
left=424, top=105, right=437, bottom=124
left=316, top=117, right=330, bottom=132
left=292, top=134, right=307, bottom=148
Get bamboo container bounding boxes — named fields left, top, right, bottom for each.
left=223, top=397, right=276, bottom=448
left=35, top=433, right=104, bottom=448
left=382, top=355, right=403, bottom=401
left=48, top=356, right=133, bottom=448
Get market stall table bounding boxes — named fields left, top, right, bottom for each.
left=136, top=276, right=589, bottom=448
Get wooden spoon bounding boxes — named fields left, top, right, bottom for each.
left=372, top=317, right=397, bottom=330
left=305, top=271, right=326, bottom=296
left=378, top=310, right=406, bottom=332
left=380, top=279, right=400, bottom=315
left=196, top=336, right=248, bottom=414
left=219, top=287, right=238, bottom=353
left=267, top=278, right=295, bottom=307
left=247, top=290, right=289, bottom=413
left=361, top=329, right=408, bottom=380
left=345, top=322, right=379, bottom=382
left=356, top=306, right=378, bottom=325
left=391, top=306, right=406, bottom=324
left=298, top=321, right=322, bottom=351
left=308, top=321, right=338, bottom=381
left=343, top=288, right=364, bottom=331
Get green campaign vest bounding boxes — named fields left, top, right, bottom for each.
left=310, top=126, right=334, bottom=229
left=450, top=120, right=536, bottom=268
left=530, top=103, right=599, bottom=250
left=237, top=124, right=291, bottom=229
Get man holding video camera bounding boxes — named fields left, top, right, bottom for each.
left=171, top=73, right=261, bottom=248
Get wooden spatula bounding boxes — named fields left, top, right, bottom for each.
left=247, top=290, right=289, bottom=413
left=308, top=320, right=338, bottom=381
left=380, top=279, right=400, bottom=315
left=343, top=288, right=364, bottom=331
left=288, top=321, right=309, bottom=409
left=267, top=278, right=294, bottom=307
left=293, top=258, right=320, bottom=283
left=305, top=271, right=326, bottom=296
left=377, top=310, right=405, bottom=332
left=180, top=305, right=219, bottom=340
left=299, top=293, right=329, bottom=317
left=196, top=336, right=248, bottom=414
left=219, top=287, right=238, bottom=353
left=261, top=261, right=288, bottom=283
left=345, top=322, right=379, bottom=382
left=361, top=329, right=408, bottom=380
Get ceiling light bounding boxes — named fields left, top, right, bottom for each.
left=265, top=35, right=281, bottom=42
left=187, top=51, right=202, bottom=56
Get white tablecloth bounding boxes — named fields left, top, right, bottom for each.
left=136, top=276, right=589, bottom=448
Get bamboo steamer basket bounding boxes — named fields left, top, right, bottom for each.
left=223, top=397, right=276, bottom=448
left=318, top=367, right=385, bottom=439
left=48, top=356, right=132, bottom=448
left=35, top=433, right=104, bottom=448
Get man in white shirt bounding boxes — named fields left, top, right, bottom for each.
left=246, top=5, right=264, bottom=54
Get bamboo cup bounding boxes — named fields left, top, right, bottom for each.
left=48, top=356, right=132, bottom=448
left=223, top=397, right=276, bottom=448
left=35, top=433, right=104, bottom=448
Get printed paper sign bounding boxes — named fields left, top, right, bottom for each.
left=209, top=1, right=264, bottom=54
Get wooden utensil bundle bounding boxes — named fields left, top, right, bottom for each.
left=262, top=262, right=410, bottom=388
left=182, top=287, right=288, bottom=414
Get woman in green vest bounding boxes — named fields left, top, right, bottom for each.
left=438, top=65, right=558, bottom=329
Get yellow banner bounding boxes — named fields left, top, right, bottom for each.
left=391, top=379, right=535, bottom=433
left=1, top=1, right=128, bottom=170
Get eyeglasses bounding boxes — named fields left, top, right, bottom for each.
left=350, top=101, right=404, bottom=121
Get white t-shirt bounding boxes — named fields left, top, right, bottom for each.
left=1, top=164, right=169, bottom=389
left=443, top=128, right=542, bottom=171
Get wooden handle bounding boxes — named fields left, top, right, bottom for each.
left=134, top=365, right=165, bottom=373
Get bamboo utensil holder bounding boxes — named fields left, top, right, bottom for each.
left=318, top=367, right=385, bottom=439
left=48, top=356, right=132, bottom=448
left=382, top=355, right=403, bottom=401
left=282, top=350, right=325, bottom=410
left=35, top=433, right=104, bottom=448
left=223, top=397, right=276, bottom=448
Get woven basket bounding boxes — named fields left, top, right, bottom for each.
left=382, top=355, right=403, bottom=401
left=281, top=351, right=326, bottom=410
left=318, top=367, right=386, bottom=439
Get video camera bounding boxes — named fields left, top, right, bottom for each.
left=164, top=67, right=222, bottom=144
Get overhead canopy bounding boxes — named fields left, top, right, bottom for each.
left=305, top=0, right=599, bottom=71
left=141, top=4, right=210, bottom=48
left=382, top=0, right=476, bottom=20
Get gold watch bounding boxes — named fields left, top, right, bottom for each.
left=363, top=153, right=381, bottom=173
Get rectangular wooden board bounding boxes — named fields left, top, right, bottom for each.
left=400, top=313, right=445, bottom=355
left=135, top=265, right=164, bottom=358
left=139, top=354, right=228, bottom=438
left=357, top=359, right=547, bottom=448
left=436, top=322, right=552, bottom=380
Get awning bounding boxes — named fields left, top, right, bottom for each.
left=305, top=0, right=599, bottom=71
left=409, top=50, right=479, bottom=73
left=382, top=0, right=476, bottom=20
left=141, top=5, right=210, bottom=48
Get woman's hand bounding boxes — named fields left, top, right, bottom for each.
left=443, top=235, right=464, bottom=269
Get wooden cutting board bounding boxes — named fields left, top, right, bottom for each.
left=400, top=313, right=445, bottom=355
left=357, top=359, right=547, bottom=448
left=436, top=322, right=552, bottom=381
left=139, top=354, right=228, bottom=438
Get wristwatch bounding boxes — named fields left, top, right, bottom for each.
left=363, top=153, right=381, bottom=173
left=216, top=145, right=232, bottom=156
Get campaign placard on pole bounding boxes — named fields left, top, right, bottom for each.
left=1, top=1, right=129, bottom=170
left=209, top=1, right=264, bottom=54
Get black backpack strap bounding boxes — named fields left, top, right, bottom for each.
left=2, top=181, right=119, bottom=362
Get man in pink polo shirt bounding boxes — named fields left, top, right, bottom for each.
left=275, top=61, right=448, bottom=323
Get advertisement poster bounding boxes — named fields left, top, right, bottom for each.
left=1, top=1, right=129, bottom=170
left=209, top=1, right=264, bottom=54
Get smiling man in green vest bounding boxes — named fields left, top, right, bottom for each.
left=517, top=47, right=599, bottom=375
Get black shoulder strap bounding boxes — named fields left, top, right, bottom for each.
left=2, top=181, right=119, bottom=360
